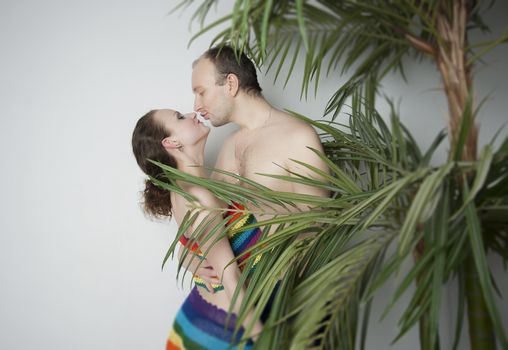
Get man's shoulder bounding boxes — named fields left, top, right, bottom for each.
left=269, top=112, right=320, bottom=143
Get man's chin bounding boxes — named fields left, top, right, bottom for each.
left=210, top=119, right=228, bottom=127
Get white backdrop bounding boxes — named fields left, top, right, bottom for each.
left=1, top=1, right=506, bottom=349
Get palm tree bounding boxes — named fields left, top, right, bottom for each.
left=159, top=1, right=508, bottom=349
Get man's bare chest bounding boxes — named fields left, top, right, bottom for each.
left=221, top=138, right=291, bottom=191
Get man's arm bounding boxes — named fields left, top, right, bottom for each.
left=282, top=126, right=331, bottom=243
left=285, top=125, right=331, bottom=203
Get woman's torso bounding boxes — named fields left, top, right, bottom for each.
left=170, top=191, right=261, bottom=311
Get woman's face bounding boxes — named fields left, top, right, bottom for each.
left=155, top=109, right=210, bottom=147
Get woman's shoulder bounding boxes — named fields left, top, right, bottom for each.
left=171, top=186, right=226, bottom=217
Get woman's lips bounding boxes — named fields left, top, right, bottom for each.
left=194, top=112, right=210, bottom=127
left=196, top=112, right=208, bottom=122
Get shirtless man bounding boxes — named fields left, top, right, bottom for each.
left=182, top=45, right=330, bottom=292
left=193, top=46, right=329, bottom=201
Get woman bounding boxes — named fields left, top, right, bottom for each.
left=132, top=109, right=264, bottom=350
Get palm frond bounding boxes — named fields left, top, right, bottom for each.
left=162, top=2, right=508, bottom=347
left=152, top=104, right=508, bottom=348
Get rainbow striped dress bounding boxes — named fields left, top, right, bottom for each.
left=166, top=202, right=263, bottom=350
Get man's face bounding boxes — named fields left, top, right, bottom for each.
left=192, top=58, right=232, bottom=127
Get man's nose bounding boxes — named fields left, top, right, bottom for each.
left=193, top=97, right=202, bottom=112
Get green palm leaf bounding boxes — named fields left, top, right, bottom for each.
left=163, top=2, right=508, bottom=348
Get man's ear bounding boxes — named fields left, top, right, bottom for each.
left=226, top=73, right=240, bottom=97
left=161, top=137, right=181, bottom=150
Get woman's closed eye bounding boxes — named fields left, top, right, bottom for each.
left=177, top=113, right=185, bottom=120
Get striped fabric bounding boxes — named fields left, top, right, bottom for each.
left=167, top=202, right=263, bottom=350
left=178, top=202, right=263, bottom=292
left=166, top=287, right=254, bottom=350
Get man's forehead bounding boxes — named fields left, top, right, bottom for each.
left=192, top=59, right=216, bottom=90
left=193, top=58, right=216, bottom=75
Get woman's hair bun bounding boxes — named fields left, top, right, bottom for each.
left=143, top=178, right=172, bottom=218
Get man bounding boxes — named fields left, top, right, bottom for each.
left=182, top=45, right=330, bottom=289
left=193, top=46, right=329, bottom=199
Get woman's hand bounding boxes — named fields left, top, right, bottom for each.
left=248, top=318, right=264, bottom=342
left=177, top=243, right=221, bottom=292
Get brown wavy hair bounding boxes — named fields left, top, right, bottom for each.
left=132, top=110, right=176, bottom=218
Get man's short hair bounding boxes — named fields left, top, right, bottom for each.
left=196, top=45, right=262, bottom=97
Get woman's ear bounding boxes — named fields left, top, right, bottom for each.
left=226, top=73, right=240, bottom=97
left=161, top=137, right=181, bottom=150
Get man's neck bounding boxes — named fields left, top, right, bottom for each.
left=229, top=95, right=273, bottom=131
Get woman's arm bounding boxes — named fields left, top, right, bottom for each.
left=177, top=243, right=220, bottom=291
left=179, top=185, right=263, bottom=338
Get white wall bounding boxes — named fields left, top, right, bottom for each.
left=0, top=1, right=506, bottom=349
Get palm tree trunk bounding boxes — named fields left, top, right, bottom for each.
left=403, top=2, right=493, bottom=347
left=435, top=0, right=477, bottom=162
left=434, top=1, right=493, bottom=349
left=465, top=255, right=496, bottom=349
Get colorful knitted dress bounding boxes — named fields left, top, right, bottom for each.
left=166, top=202, right=263, bottom=350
